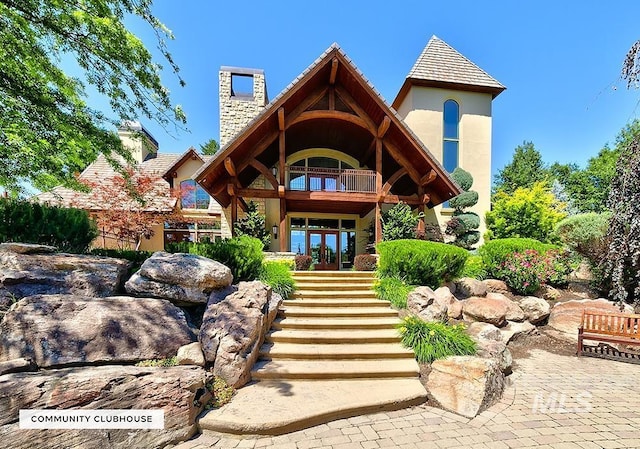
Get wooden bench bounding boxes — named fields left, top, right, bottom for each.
left=578, top=310, right=640, bottom=362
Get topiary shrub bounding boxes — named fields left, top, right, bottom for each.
left=354, top=254, right=377, bottom=271
left=376, top=239, right=468, bottom=289
left=166, top=236, right=264, bottom=282
left=397, top=316, right=476, bottom=363
left=381, top=202, right=423, bottom=241
left=259, top=261, right=296, bottom=299
left=0, top=198, right=98, bottom=253
left=294, top=254, right=312, bottom=271
left=233, top=201, right=270, bottom=250
left=373, top=276, right=414, bottom=309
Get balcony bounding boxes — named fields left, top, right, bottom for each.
left=286, top=166, right=376, bottom=193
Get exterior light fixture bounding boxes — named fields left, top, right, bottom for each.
left=271, top=166, right=277, bottom=177
left=272, top=224, right=278, bottom=239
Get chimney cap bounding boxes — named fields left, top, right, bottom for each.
left=220, top=66, right=264, bottom=76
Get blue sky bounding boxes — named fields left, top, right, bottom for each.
left=119, top=0, right=640, bottom=178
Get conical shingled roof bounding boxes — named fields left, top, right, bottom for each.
left=406, top=36, right=505, bottom=93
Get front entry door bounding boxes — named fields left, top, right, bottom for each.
left=309, top=231, right=339, bottom=270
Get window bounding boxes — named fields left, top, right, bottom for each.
left=443, top=100, right=459, bottom=172
left=288, top=157, right=358, bottom=192
left=164, top=220, right=221, bottom=245
left=180, top=179, right=210, bottom=210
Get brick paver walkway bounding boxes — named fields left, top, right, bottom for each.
left=176, top=349, right=640, bottom=448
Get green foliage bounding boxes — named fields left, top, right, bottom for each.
left=354, top=254, right=377, bottom=271
left=294, top=254, right=312, bottom=271
left=166, top=236, right=264, bottom=282
left=0, top=198, right=97, bottom=253
left=0, top=1, right=185, bottom=194
left=259, top=261, right=296, bottom=299
left=206, top=376, right=235, bottom=409
left=397, top=317, right=476, bottom=364
left=373, top=276, right=414, bottom=309
left=376, top=239, right=468, bottom=289
left=381, top=203, right=423, bottom=241
left=493, top=141, right=548, bottom=195
left=135, top=357, right=177, bottom=367
left=554, top=212, right=612, bottom=260
left=494, top=250, right=557, bottom=295
left=200, top=139, right=219, bottom=155
left=485, top=181, right=566, bottom=242
left=446, top=168, right=480, bottom=249
left=479, top=237, right=560, bottom=278
left=233, top=201, right=270, bottom=250
left=601, top=125, right=640, bottom=306
left=460, top=255, right=487, bottom=280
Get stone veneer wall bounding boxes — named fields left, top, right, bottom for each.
left=219, top=69, right=267, bottom=147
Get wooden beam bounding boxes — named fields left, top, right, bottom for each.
left=375, top=202, right=382, bottom=244
left=237, top=129, right=280, bottom=173
left=287, top=110, right=372, bottom=133
left=237, top=188, right=279, bottom=199
left=382, top=167, right=408, bottom=196
left=238, top=197, right=248, bottom=212
left=231, top=195, right=238, bottom=236
left=224, top=157, right=236, bottom=177
left=279, top=198, right=286, bottom=252
left=420, top=169, right=437, bottom=186
left=381, top=194, right=422, bottom=205
left=227, top=183, right=236, bottom=197
left=334, top=86, right=377, bottom=132
left=328, top=87, right=335, bottom=110
left=377, top=116, right=391, bottom=138
left=278, top=107, right=285, bottom=131
left=279, top=129, right=285, bottom=185
left=285, top=190, right=377, bottom=203
left=376, top=138, right=383, bottom=195
left=284, top=86, right=328, bottom=127
left=248, top=158, right=278, bottom=190
left=362, top=138, right=376, bottom=164
left=329, top=57, right=339, bottom=85
left=383, top=139, right=422, bottom=186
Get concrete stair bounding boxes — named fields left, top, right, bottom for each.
left=197, top=270, right=427, bottom=435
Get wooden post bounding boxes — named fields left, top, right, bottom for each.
left=278, top=107, right=286, bottom=185
left=279, top=199, right=286, bottom=252
left=375, top=202, right=382, bottom=244
left=375, top=137, right=383, bottom=244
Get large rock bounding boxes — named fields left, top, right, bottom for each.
left=0, top=365, right=209, bottom=449
left=548, top=298, right=633, bottom=340
left=125, top=252, right=232, bottom=305
left=455, top=277, right=487, bottom=298
left=483, top=279, right=510, bottom=295
left=500, top=321, right=537, bottom=343
left=427, top=356, right=505, bottom=418
left=176, top=342, right=205, bottom=367
left=515, top=296, right=550, bottom=324
left=462, top=297, right=508, bottom=327
left=0, top=295, right=194, bottom=367
left=407, top=287, right=447, bottom=322
left=0, top=247, right=130, bottom=299
left=200, top=281, right=280, bottom=388
left=486, top=293, right=525, bottom=322
left=466, top=323, right=512, bottom=374
left=534, top=285, right=561, bottom=301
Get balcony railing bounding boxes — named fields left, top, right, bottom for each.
left=286, top=166, right=376, bottom=193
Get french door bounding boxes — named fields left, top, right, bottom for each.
left=308, top=231, right=339, bottom=270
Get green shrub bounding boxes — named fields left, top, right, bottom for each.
left=354, top=254, right=377, bottom=271
left=294, top=254, right=312, bottom=270
left=89, top=248, right=153, bottom=273
left=233, top=201, right=270, bottom=250
left=381, top=203, right=423, bottom=241
left=397, top=316, right=476, bottom=364
left=485, top=181, right=566, bottom=243
left=166, top=236, right=264, bottom=282
left=554, top=212, right=611, bottom=261
left=446, top=169, right=481, bottom=251
left=479, top=238, right=560, bottom=279
left=0, top=198, right=98, bottom=253
left=206, top=376, right=235, bottom=409
left=373, top=276, right=414, bottom=309
left=376, top=239, right=468, bottom=288
left=460, top=255, right=487, bottom=280
left=260, top=261, right=296, bottom=299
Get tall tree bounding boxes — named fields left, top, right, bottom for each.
left=200, top=139, right=219, bottom=155
left=493, top=141, right=548, bottom=195
left=0, top=0, right=186, bottom=194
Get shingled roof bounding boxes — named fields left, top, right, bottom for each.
left=393, top=36, right=505, bottom=107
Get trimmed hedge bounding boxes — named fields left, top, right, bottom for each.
left=0, top=198, right=97, bottom=253
left=376, top=239, right=468, bottom=289
left=478, top=238, right=560, bottom=279
left=166, top=236, right=264, bottom=282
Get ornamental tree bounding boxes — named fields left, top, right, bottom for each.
left=445, top=167, right=480, bottom=249
left=234, top=201, right=271, bottom=250
left=0, top=0, right=185, bottom=194
left=381, top=202, right=423, bottom=241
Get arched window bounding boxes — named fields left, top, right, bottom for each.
left=180, top=179, right=210, bottom=209
left=443, top=100, right=459, bottom=172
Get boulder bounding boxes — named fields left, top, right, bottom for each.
left=448, top=298, right=464, bottom=320
left=0, top=295, right=194, bottom=367
left=455, top=277, right=487, bottom=298
left=0, top=358, right=33, bottom=376
left=548, top=298, right=633, bottom=341
left=0, top=243, right=57, bottom=254
left=200, top=281, right=280, bottom=388
left=0, top=248, right=130, bottom=299
left=0, top=365, right=209, bottom=449
left=483, top=279, right=510, bottom=295
left=125, top=252, right=232, bottom=305
left=407, top=287, right=452, bottom=322
left=515, top=296, right=550, bottom=324
left=177, top=342, right=205, bottom=367
left=500, top=321, right=537, bottom=343
left=427, top=356, right=505, bottom=418
left=486, top=292, right=525, bottom=322
left=467, top=322, right=503, bottom=342
left=462, top=297, right=508, bottom=327
left=466, top=323, right=511, bottom=374
left=534, top=285, right=561, bottom=301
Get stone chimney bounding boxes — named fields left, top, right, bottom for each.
left=117, top=121, right=159, bottom=164
left=219, top=67, right=268, bottom=148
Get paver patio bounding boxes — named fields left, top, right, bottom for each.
left=175, top=349, right=640, bottom=449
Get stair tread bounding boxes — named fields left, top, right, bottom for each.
left=283, top=299, right=384, bottom=307
left=274, top=317, right=400, bottom=328
left=260, top=342, right=414, bottom=358
left=252, top=358, right=419, bottom=378
left=267, top=328, right=401, bottom=343
left=280, top=307, right=396, bottom=317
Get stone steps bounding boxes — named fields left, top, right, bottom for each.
left=251, top=358, right=420, bottom=380
left=290, top=290, right=377, bottom=299
left=259, top=342, right=415, bottom=360
left=282, top=298, right=384, bottom=308
left=271, top=316, right=401, bottom=330
left=279, top=306, right=397, bottom=318
left=265, top=328, right=402, bottom=344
